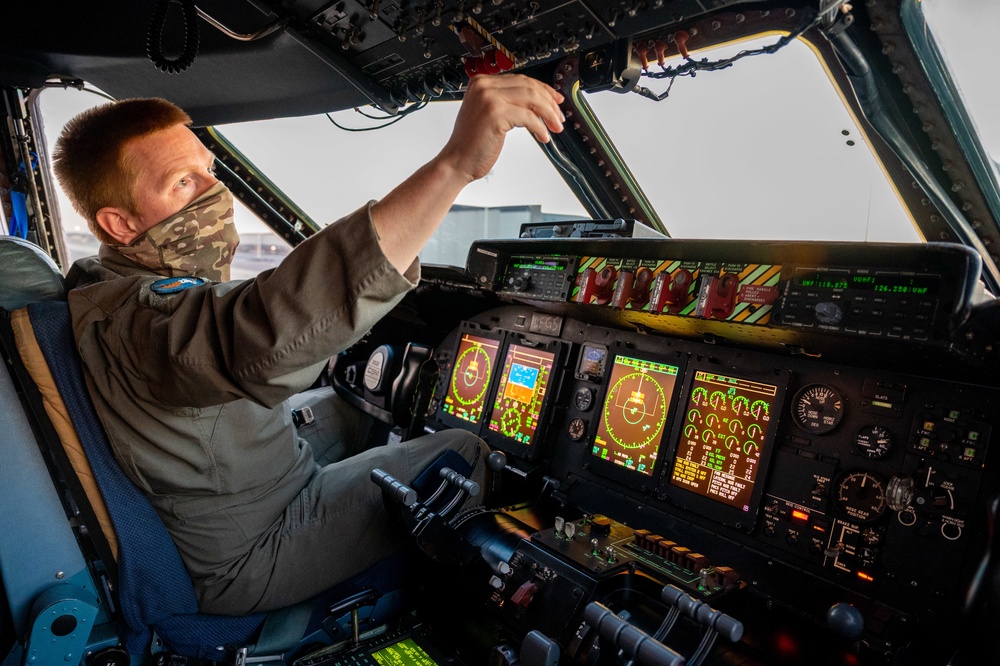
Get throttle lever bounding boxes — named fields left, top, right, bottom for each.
left=370, top=468, right=417, bottom=507
left=437, top=467, right=480, bottom=517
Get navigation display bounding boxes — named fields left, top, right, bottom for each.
left=487, top=344, right=555, bottom=446
left=371, top=637, right=439, bottom=665
left=670, top=371, right=778, bottom=511
left=592, top=354, right=680, bottom=477
left=440, top=333, right=501, bottom=425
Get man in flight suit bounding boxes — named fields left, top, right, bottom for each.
left=52, top=74, right=565, bottom=615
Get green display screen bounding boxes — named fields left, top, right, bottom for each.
left=592, top=355, right=679, bottom=477
left=670, top=371, right=777, bottom=512
left=371, top=637, right=439, bottom=666
left=441, top=333, right=501, bottom=424
left=795, top=270, right=939, bottom=296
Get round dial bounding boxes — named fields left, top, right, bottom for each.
left=792, top=384, right=844, bottom=434
left=855, top=425, right=893, bottom=459
left=575, top=387, right=594, bottom=411
left=567, top=417, right=587, bottom=441
left=836, top=471, right=887, bottom=523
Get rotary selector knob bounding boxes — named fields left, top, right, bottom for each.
left=815, top=302, right=844, bottom=325
left=507, top=275, right=531, bottom=291
left=590, top=515, right=612, bottom=536
left=885, top=474, right=916, bottom=512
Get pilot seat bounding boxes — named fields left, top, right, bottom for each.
left=0, top=235, right=447, bottom=665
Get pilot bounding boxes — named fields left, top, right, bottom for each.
left=51, top=74, right=565, bottom=615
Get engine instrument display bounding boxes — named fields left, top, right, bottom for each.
left=440, top=333, right=502, bottom=425
left=670, top=371, right=778, bottom=511
left=487, top=344, right=556, bottom=446
left=371, top=636, right=440, bottom=666
left=592, top=354, right=680, bottom=477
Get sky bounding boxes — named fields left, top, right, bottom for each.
left=32, top=0, right=998, bottom=254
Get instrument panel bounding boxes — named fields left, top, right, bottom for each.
left=423, top=302, right=997, bottom=654
left=466, top=238, right=983, bottom=353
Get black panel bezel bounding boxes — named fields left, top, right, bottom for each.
left=435, top=322, right=506, bottom=434
left=481, top=333, right=566, bottom=461
left=657, top=362, right=790, bottom=533
left=584, top=344, right=687, bottom=492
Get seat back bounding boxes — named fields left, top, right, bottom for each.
left=18, top=300, right=267, bottom=658
left=0, top=236, right=267, bottom=657
left=1, top=237, right=415, bottom=661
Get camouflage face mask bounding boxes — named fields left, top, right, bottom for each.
left=114, top=181, right=239, bottom=282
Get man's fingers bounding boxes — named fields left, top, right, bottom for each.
left=470, top=77, right=565, bottom=139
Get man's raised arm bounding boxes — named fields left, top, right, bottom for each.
left=370, top=74, right=565, bottom=273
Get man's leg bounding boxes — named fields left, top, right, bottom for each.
left=288, top=388, right=376, bottom=466
left=200, top=429, right=487, bottom=615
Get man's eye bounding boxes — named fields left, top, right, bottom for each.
left=178, top=177, right=189, bottom=187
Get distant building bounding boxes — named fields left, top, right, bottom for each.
left=419, top=204, right=586, bottom=267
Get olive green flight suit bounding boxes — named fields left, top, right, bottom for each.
left=67, top=203, right=486, bottom=615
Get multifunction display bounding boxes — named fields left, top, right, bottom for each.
left=670, top=371, right=778, bottom=511
left=592, top=355, right=680, bottom=476
left=488, top=344, right=556, bottom=446
left=440, top=333, right=501, bottom=424
left=793, top=269, right=940, bottom=296
left=371, top=637, right=439, bottom=666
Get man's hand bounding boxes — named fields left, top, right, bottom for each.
left=436, top=74, right=565, bottom=184
left=370, top=73, right=565, bottom=273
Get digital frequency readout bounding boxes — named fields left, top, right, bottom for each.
left=371, top=637, right=439, bottom=666
left=441, top=334, right=501, bottom=424
left=488, top=344, right=555, bottom=445
left=592, top=355, right=679, bottom=477
left=670, top=371, right=777, bottom=511
left=795, top=270, right=939, bottom=296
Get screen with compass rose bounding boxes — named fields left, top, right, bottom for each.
left=487, top=344, right=556, bottom=447
left=591, top=354, right=681, bottom=477
left=440, top=332, right=502, bottom=426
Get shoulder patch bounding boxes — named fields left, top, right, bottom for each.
left=150, top=276, right=206, bottom=294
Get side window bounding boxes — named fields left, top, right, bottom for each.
left=215, top=101, right=588, bottom=268
left=35, top=87, right=287, bottom=277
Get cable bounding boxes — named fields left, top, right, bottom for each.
left=147, top=0, right=200, bottom=74
left=635, top=8, right=824, bottom=102
left=326, top=99, right=429, bottom=132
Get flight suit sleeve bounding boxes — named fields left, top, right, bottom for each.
left=72, top=202, right=419, bottom=409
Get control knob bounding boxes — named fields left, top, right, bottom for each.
left=507, top=274, right=531, bottom=292
left=590, top=515, right=612, bottom=536
left=886, top=474, right=916, bottom=512
left=815, top=301, right=844, bottom=325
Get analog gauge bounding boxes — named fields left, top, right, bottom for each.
left=567, top=417, right=587, bottom=441
left=835, top=471, right=887, bottom=524
left=855, top=425, right=893, bottom=459
left=792, top=384, right=844, bottom=434
left=575, top=387, right=594, bottom=411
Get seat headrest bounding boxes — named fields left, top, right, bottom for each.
left=0, top=236, right=66, bottom=310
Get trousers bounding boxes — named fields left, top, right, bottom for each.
left=197, top=425, right=487, bottom=615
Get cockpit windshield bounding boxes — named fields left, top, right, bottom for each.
left=35, top=0, right=998, bottom=275
left=922, top=0, right=999, bottom=165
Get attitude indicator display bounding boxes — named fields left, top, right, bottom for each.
left=592, top=355, right=680, bottom=477
left=441, top=333, right=501, bottom=424
left=670, top=371, right=778, bottom=511
left=487, top=344, right=555, bottom=446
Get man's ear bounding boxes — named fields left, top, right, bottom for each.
left=95, top=207, right=140, bottom=245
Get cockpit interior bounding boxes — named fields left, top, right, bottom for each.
left=2, top=1, right=1000, bottom=665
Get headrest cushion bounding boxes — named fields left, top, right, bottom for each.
left=0, top=236, right=66, bottom=309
